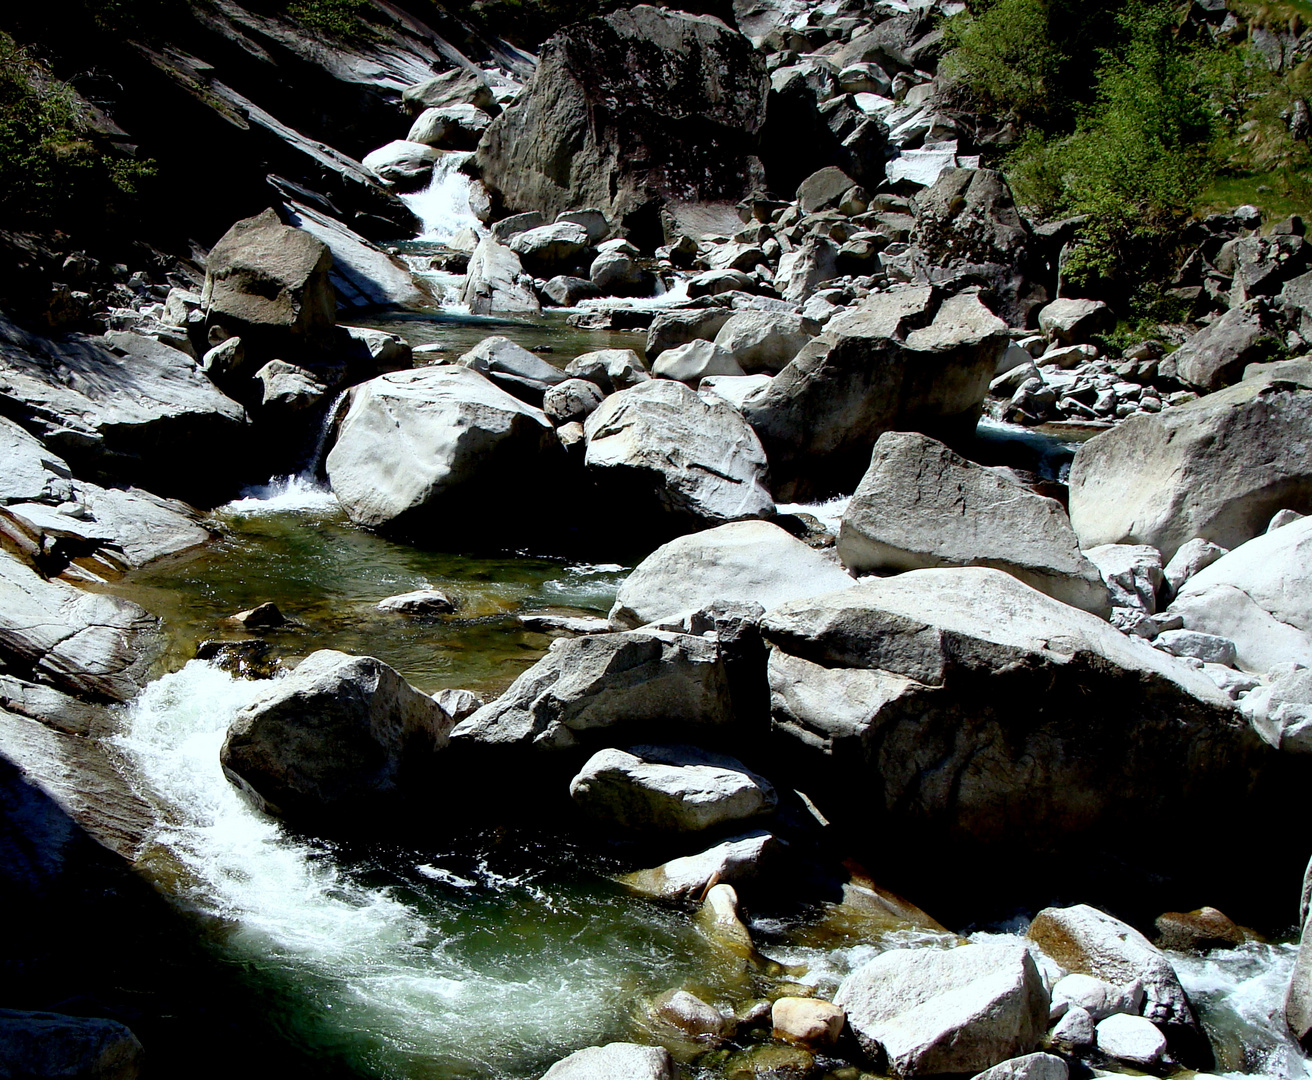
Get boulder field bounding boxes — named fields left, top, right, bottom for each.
left=7, top=0, right=1312, bottom=1077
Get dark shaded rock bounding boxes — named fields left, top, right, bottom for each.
left=473, top=7, right=769, bottom=230
left=1166, top=299, right=1286, bottom=392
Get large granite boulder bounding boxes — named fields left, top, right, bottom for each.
left=324, top=366, right=557, bottom=534
left=361, top=140, right=441, bottom=191
left=220, top=649, right=454, bottom=824
left=1166, top=298, right=1286, bottom=392
left=742, top=287, right=1008, bottom=500
left=907, top=169, right=1044, bottom=327
left=1166, top=515, right=1312, bottom=673
left=0, top=318, right=248, bottom=505
left=460, top=237, right=542, bottom=316
left=202, top=208, right=337, bottom=358
left=837, top=432, right=1108, bottom=615
left=473, top=6, right=769, bottom=230
left=458, top=335, right=568, bottom=402
left=609, top=520, right=853, bottom=629
left=450, top=630, right=736, bottom=754
left=761, top=567, right=1263, bottom=878
left=583, top=379, right=774, bottom=535
left=402, top=69, right=500, bottom=117
left=568, top=744, right=776, bottom=832
left=834, top=943, right=1049, bottom=1076
left=1068, top=377, right=1312, bottom=563
left=0, top=549, right=159, bottom=704
left=713, top=309, right=816, bottom=374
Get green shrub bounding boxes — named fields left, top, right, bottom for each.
left=0, top=31, right=154, bottom=230
left=285, top=0, right=371, bottom=36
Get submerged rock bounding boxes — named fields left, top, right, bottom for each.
left=568, top=744, right=777, bottom=832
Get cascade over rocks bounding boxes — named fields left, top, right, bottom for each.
left=1068, top=376, right=1312, bottom=562
left=220, top=649, right=455, bottom=825
left=837, top=431, right=1109, bottom=615
left=743, top=286, right=1008, bottom=501
left=324, top=365, right=558, bottom=536
left=473, top=6, right=770, bottom=229
left=761, top=567, right=1264, bottom=883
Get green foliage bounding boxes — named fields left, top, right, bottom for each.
left=941, top=0, right=1061, bottom=121
left=0, top=31, right=154, bottom=230
left=285, top=0, right=371, bottom=36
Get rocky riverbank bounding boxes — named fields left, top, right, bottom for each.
left=4, top=0, right=1312, bottom=1076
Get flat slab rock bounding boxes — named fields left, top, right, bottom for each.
left=834, top=943, right=1050, bottom=1076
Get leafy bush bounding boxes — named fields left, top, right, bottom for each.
left=0, top=31, right=154, bottom=231
left=285, top=0, right=371, bottom=36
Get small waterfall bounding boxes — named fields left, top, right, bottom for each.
left=401, top=151, right=483, bottom=244
left=306, top=388, right=351, bottom=480
left=222, top=390, right=348, bottom=514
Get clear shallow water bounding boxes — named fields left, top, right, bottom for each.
left=109, top=484, right=628, bottom=696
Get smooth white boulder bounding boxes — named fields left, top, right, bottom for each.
left=609, top=520, right=853, bottom=629
left=1095, top=1013, right=1167, bottom=1067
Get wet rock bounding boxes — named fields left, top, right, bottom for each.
left=609, top=520, right=853, bottom=630
left=564, top=348, right=649, bottom=392
left=461, top=237, right=541, bottom=316
left=583, top=379, right=774, bottom=533
left=450, top=630, right=735, bottom=753
left=0, top=549, right=159, bottom=704
left=195, top=639, right=279, bottom=680
left=362, top=140, right=441, bottom=191
left=834, top=943, right=1049, bottom=1076
left=538, top=1042, right=672, bottom=1080
left=762, top=568, right=1258, bottom=874
left=228, top=602, right=287, bottom=628
left=1028, top=904, right=1201, bottom=1047
left=220, top=649, right=454, bottom=823
left=474, top=7, right=768, bottom=225
left=376, top=589, right=456, bottom=616
left=202, top=209, right=337, bottom=358
left=621, top=830, right=785, bottom=900
left=569, top=744, right=776, bottom=833
left=325, top=366, right=556, bottom=533
left=772, top=998, right=845, bottom=1048
left=650, top=989, right=734, bottom=1042
left=837, top=431, right=1108, bottom=615
left=0, top=1009, right=143, bottom=1080
left=696, top=882, right=756, bottom=960
left=1166, top=517, right=1312, bottom=672
left=744, top=287, right=1009, bottom=500
left=1154, top=907, right=1247, bottom=952
left=1050, top=973, right=1144, bottom=1022
left=1068, top=378, right=1312, bottom=563
left=652, top=339, right=745, bottom=382
left=1095, top=1013, right=1166, bottom=1068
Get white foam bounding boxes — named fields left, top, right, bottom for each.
left=402, top=151, right=484, bottom=244
left=777, top=495, right=851, bottom=535
left=223, top=475, right=339, bottom=515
